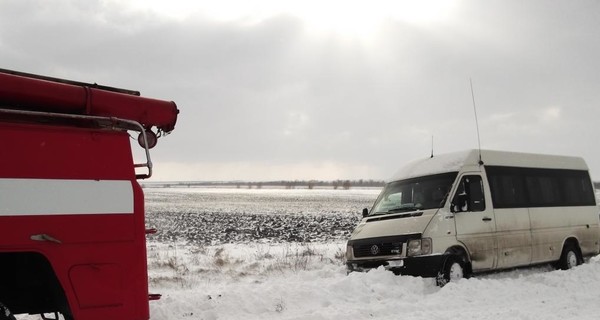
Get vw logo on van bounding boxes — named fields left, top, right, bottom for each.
left=370, top=245, right=380, bottom=255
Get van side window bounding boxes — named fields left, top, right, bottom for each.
left=526, top=175, right=562, bottom=206
left=487, top=166, right=595, bottom=208
left=452, top=175, right=485, bottom=212
left=487, top=167, right=527, bottom=208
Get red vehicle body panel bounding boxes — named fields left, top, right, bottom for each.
left=0, top=69, right=178, bottom=320
left=0, top=71, right=178, bottom=132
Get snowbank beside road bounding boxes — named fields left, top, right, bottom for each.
left=148, top=242, right=600, bottom=320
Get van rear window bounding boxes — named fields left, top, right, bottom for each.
left=485, top=166, right=595, bottom=208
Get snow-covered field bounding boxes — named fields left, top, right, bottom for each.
left=145, top=187, right=600, bottom=320
left=144, top=187, right=378, bottom=244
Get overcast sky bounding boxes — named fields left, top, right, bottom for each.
left=2, top=0, right=600, bottom=181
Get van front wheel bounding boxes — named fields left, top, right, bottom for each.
left=436, top=255, right=465, bottom=287
left=556, top=243, right=582, bottom=270
left=0, top=302, right=16, bottom=320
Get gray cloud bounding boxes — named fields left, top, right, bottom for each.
left=2, top=0, right=600, bottom=180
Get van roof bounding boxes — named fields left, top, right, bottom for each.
left=389, top=149, right=589, bottom=181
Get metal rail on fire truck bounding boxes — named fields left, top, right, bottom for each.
left=0, top=68, right=179, bottom=320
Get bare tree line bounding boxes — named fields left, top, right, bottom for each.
left=143, top=179, right=386, bottom=189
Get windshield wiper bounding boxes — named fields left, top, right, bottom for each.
left=369, top=203, right=424, bottom=216
left=387, top=206, right=421, bottom=213
left=370, top=212, right=388, bottom=216
left=367, top=210, right=424, bottom=220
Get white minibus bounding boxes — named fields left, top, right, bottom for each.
left=346, top=150, right=600, bottom=285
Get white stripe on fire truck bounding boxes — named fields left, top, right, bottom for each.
left=0, top=179, right=134, bottom=216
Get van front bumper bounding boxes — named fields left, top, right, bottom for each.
left=346, top=255, right=444, bottom=278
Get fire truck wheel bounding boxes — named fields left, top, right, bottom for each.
left=0, top=302, right=16, bottom=320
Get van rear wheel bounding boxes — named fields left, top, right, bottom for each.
left=557, top=243, right=582, bottom=270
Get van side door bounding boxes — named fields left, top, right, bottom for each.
left=451, top=174, right=497, bottom=271
left=486, top=166, right=533, bottom=268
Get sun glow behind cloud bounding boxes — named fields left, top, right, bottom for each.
left=118, top=0, right=458, bottom=37
left=292, top=0, right=458, bottom=36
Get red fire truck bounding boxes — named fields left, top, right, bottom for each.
left=0, top=69, right=179, bottom=320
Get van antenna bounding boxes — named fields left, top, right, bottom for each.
left=470, top=78, right=484, bottom=165
left=430, top=135, right=434, bottom=158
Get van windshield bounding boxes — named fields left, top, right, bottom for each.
left=370, top=172, right=458, bottom=215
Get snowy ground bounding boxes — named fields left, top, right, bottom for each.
left=148, top=241, right=600, bottom=320
left=145, top=187, right=600, bottom=320
left=144, top=187, right=379, bottom=244
left=16, top=187, right=600, bottom=319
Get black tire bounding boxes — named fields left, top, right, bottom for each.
left=556, top=243, right=582, bottom=270
left=436, top=255, right=466, bottom=287
left=0, top=302, right=16, bottom=320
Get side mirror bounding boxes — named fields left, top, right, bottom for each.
left=362, top=208, right=369, bottom=217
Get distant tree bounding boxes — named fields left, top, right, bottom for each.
left=308, top=180, right=316, bottom=189
left=343, top=180, right=351, bottom=190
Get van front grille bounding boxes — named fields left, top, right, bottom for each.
left=353, top=242, right=401, bottom=258
left=348, top=234, right=421, bottom=258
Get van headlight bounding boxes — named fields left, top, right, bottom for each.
left=346, top=244, right=353, bottom=260
left=407, top=238, right=432, bottom=256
